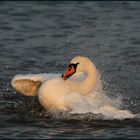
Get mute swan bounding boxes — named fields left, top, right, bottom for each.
left=11, top=56, right=135, bottom=119
left=11, top=56, right=97, bottom=110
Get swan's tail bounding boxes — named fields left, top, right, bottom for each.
left=11, top=73, right=60, bottom=96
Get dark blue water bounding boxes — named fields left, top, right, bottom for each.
left=0, top=1, right=140, bottom=139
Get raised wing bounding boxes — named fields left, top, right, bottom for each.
left=11, top=73, right=60, bottom=96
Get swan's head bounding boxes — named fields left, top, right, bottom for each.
left=62, top=56, right=91, bottom=80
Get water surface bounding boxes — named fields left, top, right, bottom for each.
left=0, top=1, right=140, bottom=139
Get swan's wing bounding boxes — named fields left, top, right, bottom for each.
left=11, top=73, right=60, bottom=96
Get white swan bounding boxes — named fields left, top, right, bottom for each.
left=11, top=56, right=97, bottom=110
left=11, top=56, right=135, bottom=119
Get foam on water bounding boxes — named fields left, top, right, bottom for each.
left=41, top=71, right=136, bottom=120
left=10, top=70, right=136, bottom=120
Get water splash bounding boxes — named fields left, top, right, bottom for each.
left=1, top=70, right=138, bottom=121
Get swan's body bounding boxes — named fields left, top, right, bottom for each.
left=38, top=56, right=97, bottom=111
left=11, top=56, right=135, bottom=119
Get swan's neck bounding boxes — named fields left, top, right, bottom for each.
left=71, top=62, right=97, bottom=95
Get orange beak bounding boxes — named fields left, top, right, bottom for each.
left=62, top=62, right=79, bottom=80
left=62, top=65, right=76, bottom=80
